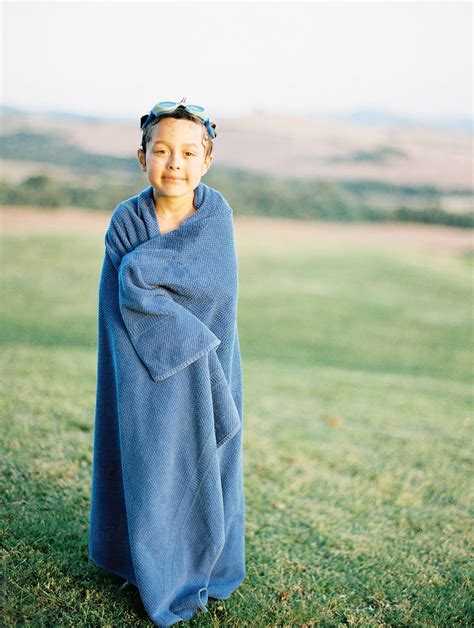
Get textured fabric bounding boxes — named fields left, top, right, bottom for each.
left=88, top=182, right=246, bottom=626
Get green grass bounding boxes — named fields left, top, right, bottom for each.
left=1, top=227, right=472, bottom=626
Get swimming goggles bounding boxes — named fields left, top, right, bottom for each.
left=140, top=97, right=216, bottom=139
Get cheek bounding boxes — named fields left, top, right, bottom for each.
left=186, top=160, right=203, bottom=173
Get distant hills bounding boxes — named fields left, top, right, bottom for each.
left=2, top=103, right=473, bottom=132
left=1, top=105, right=472, bottom=227
left=314, top=108, right=473, bottom=132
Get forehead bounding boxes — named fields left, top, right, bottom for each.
left=151, top=118, right=203, bottom=146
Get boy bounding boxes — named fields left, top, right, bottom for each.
left=89, top=98, right=245, bottom=627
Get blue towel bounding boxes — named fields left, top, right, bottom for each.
left=88, top=182, right=246, bottom=626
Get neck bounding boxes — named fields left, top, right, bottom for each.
left=152, top=188, right=195, bottom=219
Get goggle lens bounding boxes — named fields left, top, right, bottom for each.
left=185, top=105, right=205, bottom=113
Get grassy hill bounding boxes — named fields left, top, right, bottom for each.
left=1, top=217, right=472, bottom=625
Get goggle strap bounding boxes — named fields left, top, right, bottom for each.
left=141, top=107, right=216, bottom=139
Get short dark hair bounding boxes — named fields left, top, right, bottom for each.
left=140, top=107, right=217, bottom=160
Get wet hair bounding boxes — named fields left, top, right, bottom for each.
left=139, top=106, right=217, bottom=160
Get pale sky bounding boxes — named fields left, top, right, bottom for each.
left=2, top=1, right=472, bottom=121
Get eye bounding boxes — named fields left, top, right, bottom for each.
left=185, top=152, right=195, bottom=157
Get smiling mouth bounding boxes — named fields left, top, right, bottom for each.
left=164, top=177, right=183, bottom=181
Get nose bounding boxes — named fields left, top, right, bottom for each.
left=167, top=152, right=182, bottom=170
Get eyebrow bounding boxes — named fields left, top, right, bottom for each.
left=153, top=141, right=200, bottom=148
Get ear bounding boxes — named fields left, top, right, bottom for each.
left=137, top=146, right=147, bottom=172
left=201, top=154, right=213, bottom=176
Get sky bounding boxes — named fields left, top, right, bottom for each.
left=1, top=1, right=472, bottom=121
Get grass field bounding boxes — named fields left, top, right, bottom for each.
left=1, top=212, right=473, bottom=626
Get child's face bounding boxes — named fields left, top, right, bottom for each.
left=137, top=118, right=213, bottom=201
